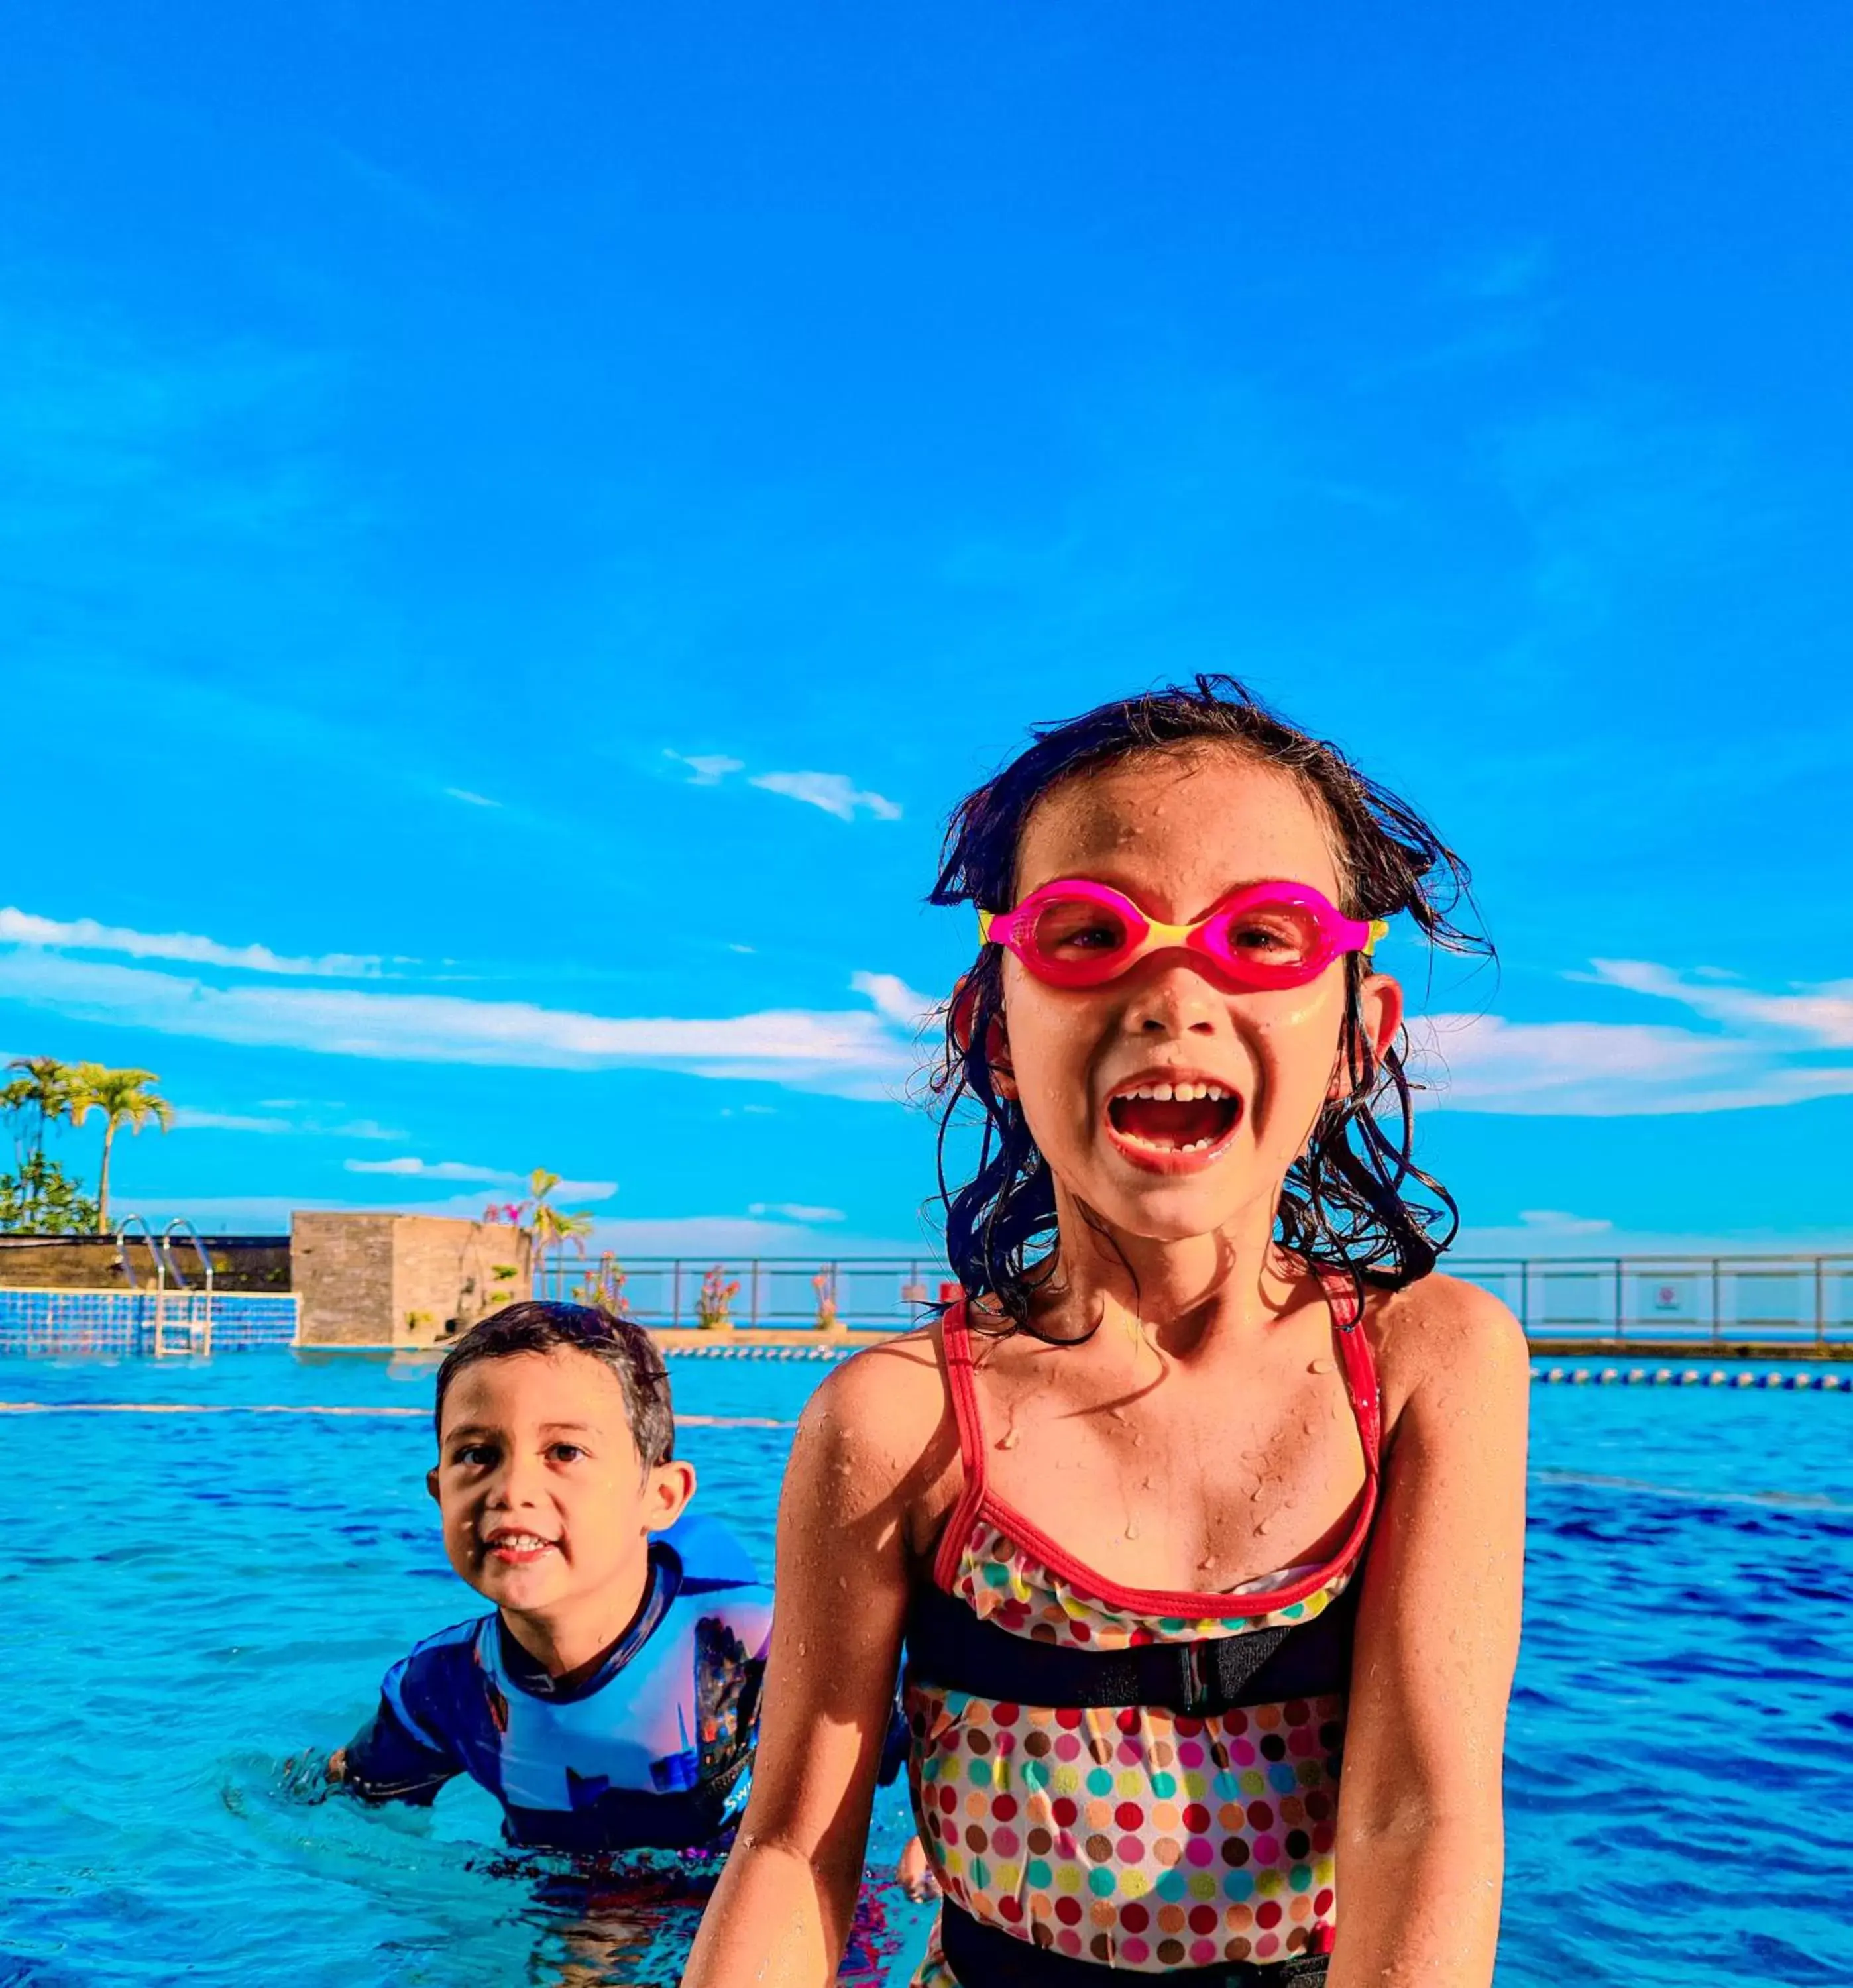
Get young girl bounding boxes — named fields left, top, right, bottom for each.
left=685, top=678, right=1527, bottom=1988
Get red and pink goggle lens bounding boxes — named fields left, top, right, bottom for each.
left=978, top=879, right=1387, bottom=991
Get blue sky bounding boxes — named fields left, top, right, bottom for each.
left=4, top=4, right=1850, bottom=1262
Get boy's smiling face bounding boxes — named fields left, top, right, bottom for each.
left=429, top=1347, right=694, bottom=1643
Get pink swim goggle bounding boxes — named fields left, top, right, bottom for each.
left=978, top=879, right=1388, bottom=991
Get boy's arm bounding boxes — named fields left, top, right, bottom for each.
left=337, top=1653, right=467, bottom=1807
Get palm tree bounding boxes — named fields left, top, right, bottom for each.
left=69, top=1065, right=173, bottom=1233
left=523, top=1168, right=595, bottom=1297
left=2, top=1056, right=75, bottom=1166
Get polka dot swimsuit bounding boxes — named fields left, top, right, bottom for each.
left=905, top=1282, right=1380, bottom=1981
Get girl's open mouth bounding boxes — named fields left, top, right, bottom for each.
left=1105, top=1079, right=1242, bottom=1168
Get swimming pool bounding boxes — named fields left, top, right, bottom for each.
left=4, top=1351, right=1850, bottom=1987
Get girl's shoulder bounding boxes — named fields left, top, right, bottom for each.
left=1360, top=1268, right=1530, bottom=1437
left=791, top=1323, right=964, bottom=1551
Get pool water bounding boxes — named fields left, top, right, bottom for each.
left=3, top=1352, right=1850, bottom=1987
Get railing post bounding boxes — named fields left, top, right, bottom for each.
left=1613, top=1258, right=1624, bottom=1345
left=1818, top=1256, right=1828, bottom=1349
left=750, top=1259, right=760, bottom=1329
left=1711, top=1258, right=1722, bottom=1344
left=671, top=1260, right=683, bottom=1330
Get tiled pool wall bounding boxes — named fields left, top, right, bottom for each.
left=0, top=1288, right=298, bottom=1355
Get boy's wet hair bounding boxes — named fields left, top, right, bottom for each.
left=928, top=674, right=1493, bottom=1333
left=433, top=1301, right=675, bottom=1468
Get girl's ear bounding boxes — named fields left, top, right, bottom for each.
left=950, top=975, right=1018, bottom=1100
left=1330, top=971, right=1404, bottom=1100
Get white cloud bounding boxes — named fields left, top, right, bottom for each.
left=849, top=970, right=938, bottom=1032
left=345, top=1156, right=518, bottom=1183
left=748, top=1201, right=846, bottom=1223
left=1412, top=943, right=1853, bottom=1123
left=748, top=771, right=903, bottom=822
left=1412, top=1009, right=1853, bottom=1116
left=666, top=751, right=746, bottom=786
left=666, top=749, right=901, bottom=822
left=0, top=906, right=380, bottom=979
left=343, top=1156, right=617, bottom=1199
left=1514, top=1208, right=1614, bottom=1237
left=172, top=1108, right=296, bottom=1134
left=444, top=787, right=502, bottom=809
left=172, top=1105, right=405, bottom=1140
left=0, top=950, right=923, bottom=1101
left=1583, top=959, right=1853, bottom=1048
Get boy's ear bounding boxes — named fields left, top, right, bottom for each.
left=425, top=1466, right=441, bottom=1502
left=644, top=1457, right=698, bottom=1533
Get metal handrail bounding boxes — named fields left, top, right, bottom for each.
left=113, top=1214, right=163, bottom=1294
left=162, top=1218, right=215, bottom=1356
left=116, top=1215, right=178, bottom=1355
left=535, top=1249, right=1853, bottom=1342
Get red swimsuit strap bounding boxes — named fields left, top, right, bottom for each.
left=933, top=1301, right=991, bottom=1591
left=1320, top=1268, right=1383, bottom=1472
left=933, top=1272, right=1382, bottom=1604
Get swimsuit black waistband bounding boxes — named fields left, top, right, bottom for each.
left=939, top=1900, right=1330, bottom=1988
left=904, top=1576, right=1357, bottom=1716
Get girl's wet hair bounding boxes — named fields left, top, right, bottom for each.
left=433, top=1301, right=675, bottom=1468
left=928, top=674, right=1490, bottom=1333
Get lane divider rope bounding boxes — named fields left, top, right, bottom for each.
left=1528, top=1366, right=1848, bottom=1388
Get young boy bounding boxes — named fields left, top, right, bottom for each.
left=328, top=1301, right=773, bottom=1853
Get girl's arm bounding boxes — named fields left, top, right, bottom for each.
left=683, top=1339, right=952, bottom=1988
left=1329, top=1278, right=1530, bottom=1988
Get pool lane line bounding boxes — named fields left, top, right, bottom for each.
left=0, top=1401, right=798, bottom=1427
left=1529, top=1365, right=1850, bottom=1388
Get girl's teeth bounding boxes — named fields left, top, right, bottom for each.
left=1122, top=1081, right=1231, bottom=1103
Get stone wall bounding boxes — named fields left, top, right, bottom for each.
left=292, top=1211, right=530, bottom=1346
left=0, top=1233, right=293, bottom=1292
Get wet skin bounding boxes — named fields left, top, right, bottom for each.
left=964, top=749, right=1404, bottom=1593
left=429, top=1347, right=695, bottom=1684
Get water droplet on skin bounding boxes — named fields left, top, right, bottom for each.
left=1125, top=1521, right=1141, bottom=1539
left=1198, top=1553, right=1215, bottom=1570
left=1310, top=1357, right=1335, bottom=1375
left=997, top=1431, right=1021, bottom=1449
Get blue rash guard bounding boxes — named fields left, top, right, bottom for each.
left=341, top=1514, right=775, bottom=1852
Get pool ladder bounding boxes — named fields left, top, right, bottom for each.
left=115, top=1217, right=215, bottom=1356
